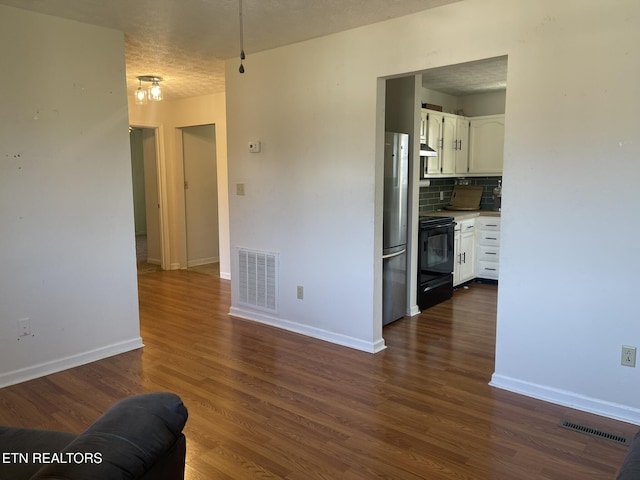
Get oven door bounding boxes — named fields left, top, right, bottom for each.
left=419, top=222, right=455, bottom=283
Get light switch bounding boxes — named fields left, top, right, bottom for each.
left=236, top=183, right=245, bottom=196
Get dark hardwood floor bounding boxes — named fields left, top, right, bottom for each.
left=0, top=271, right=636, bottom=478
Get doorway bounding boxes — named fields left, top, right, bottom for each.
left=129, top=127, right=162, bottom=273
left=181, top=124, right=220, bottom=277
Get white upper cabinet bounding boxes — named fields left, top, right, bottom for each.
left=422, top=110, right=468, bottom=177
left=454, top=116, right=470, bottom=175
left=440, top=113, right=457, bottom=175
left=420, top=110, right=504, bottom=178
left=424, top=110, right=443, bottom=175
left=468, top=115, right=505, bottom=174
left=419, top=110, right=428, bottom=144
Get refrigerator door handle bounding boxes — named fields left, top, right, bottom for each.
left=382, top=248, right=406, bottom=260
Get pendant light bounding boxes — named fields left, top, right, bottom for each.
left=238, top=0, right=245, bottom=73
left=134, top=79, right=147, bottom=105
left=148, top=78, right=163, bottom=101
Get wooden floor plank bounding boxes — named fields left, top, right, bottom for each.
left=0, top=271, right=636, bottom=479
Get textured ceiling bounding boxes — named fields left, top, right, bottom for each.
left=0, top=0, right=505, bottom=100
left=421, top=56, right=508, bottom=96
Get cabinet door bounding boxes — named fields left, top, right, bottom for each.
left=455, top=117, right=469, bottom=174
left=426, top=112, right=443, bottom=174
left=459, top=230, right=476, bottom=282
left=469, top=115, right=505, bottom=174
left=453, top=229, right=461, bottom=285
left=453, top=219, right=475, bottom=286
left=419, top=110, right=428, bottom=144
left=441, top=114, right=456, bottom=175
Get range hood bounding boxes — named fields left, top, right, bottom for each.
left=420, top=143, right=438, bottom=157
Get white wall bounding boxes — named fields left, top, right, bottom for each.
left=458, top=90, right=506, bottom=117
left=421, top=87, right=459, bottom=113
left=128, top=93, right=230, bottom=278
left=226, top=34, right=386, bottom=353
left=421, top=88, right=506, bottom=117
left=130, top=129, right=147, bottom=235
left=0, top=5, right=142, bottom=386
left=225, top=0, right=640, bottom=423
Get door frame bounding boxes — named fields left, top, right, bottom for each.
left=130, top=122, right=170, bottom=270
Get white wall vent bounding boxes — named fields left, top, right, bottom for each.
left=237, top=247, right=278, bottom=313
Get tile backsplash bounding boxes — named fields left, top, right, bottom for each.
left=419, top=176, right=502, bottom=213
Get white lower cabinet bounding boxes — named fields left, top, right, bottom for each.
left=476, top=217, right=501, bottom=280
left=453, top=219, right=476, bottom=286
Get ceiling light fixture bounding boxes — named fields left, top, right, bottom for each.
left=238, top=0, right=245, bottom=73
left=135, top=75, right=163, bottom=103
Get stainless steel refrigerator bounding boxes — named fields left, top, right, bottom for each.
left=382, top=132, right=409, bottom=325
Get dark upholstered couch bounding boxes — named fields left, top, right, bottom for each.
left=618, top=430, right=640, bottom=479
left=0, top=392, right=188, bottom=480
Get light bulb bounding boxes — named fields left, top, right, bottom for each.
left=134, top=84, right=147, bottom=105
left=148, top=81, right=163, bottom=101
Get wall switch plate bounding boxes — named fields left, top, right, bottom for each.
left=296, top=285, right=304, bottom=300
left=248, top=141, right=261, bottom=153
left=236, top=183, right=245, bottom=196
left=621, top=345, right=636, bottom=367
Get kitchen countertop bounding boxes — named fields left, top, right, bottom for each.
left=419, top=210, right=501, bottom=221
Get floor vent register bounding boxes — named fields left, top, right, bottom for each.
left=559, top=420, right=630, bottom=445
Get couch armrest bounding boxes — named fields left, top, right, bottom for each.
left=31, top=392, right=188, bottom=480
left=617, top=430, right=640, bottom=480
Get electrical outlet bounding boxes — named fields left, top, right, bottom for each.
left=236, top=183, right=245, bottom=196
left=296, top=285, right=304, bottom=300
left=18, top=318, right=31, bottom=337
left=621, top=345, right=636, bottom=367
left=248, top=141, right=261, bottom=153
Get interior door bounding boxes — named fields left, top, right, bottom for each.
left=129, top=127, right=161, bottom=266
left=182, top=124, right=219, bottom=269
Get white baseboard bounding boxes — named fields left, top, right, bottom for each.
left=0, top=337, right=144, bottom=389
left=490, top=373, right=640, bottom=426
left=408, top=304, right=421, bottom=317
left=146, top=257, right=161, bottom=265
left=220, top=271, right=231, bottom=280
left=229, top=307, right=386, bottom=354
left=187, top=257, right=219, bottom=267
